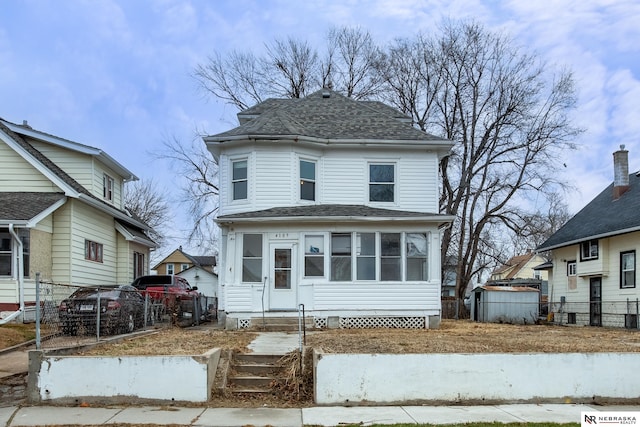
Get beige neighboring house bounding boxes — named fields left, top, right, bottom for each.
left=490, top=252, right=549, bottom=282
left=0, top=118, right=156, bottom=321
left=152, top=247, right=218, bottom=298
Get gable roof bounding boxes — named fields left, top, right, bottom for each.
left=0, top=117, right=154, bottom=241
left=491, top=253, right=537, bottom=279
left=152, top=247, right=216, bottom=271
left=205, top=90, right=452, bottom=157
left=537, top=172, right=640, bottom=251
left=216, top=204, right=454, bottom=225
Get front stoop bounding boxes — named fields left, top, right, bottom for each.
left=228, top=353, right=285, bottom=394
left=249, top=316, right=314, bottom=332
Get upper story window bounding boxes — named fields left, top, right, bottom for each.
left=232, top=159, right=248, bottom=201
left=242, top=234, right=263, bottom=282
left=85, top=239, right=103, bottom=263
left=300, top=160, right=316, bottom=201
left=166, top=263, right=174, bottom=275
left=103, top=174, right=114, bottom=202
left=567, top=260, right=577, bottom=276
left=369, top=164, right=395, bottom=202
left=180, top=263, right=189, bottom=271
left=580, top=239, right=599, bottom=261
left=621, top=251, right=636, bottom=289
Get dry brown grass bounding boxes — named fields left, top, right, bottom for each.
left=0, top=323, right=36, bottom=350
left=65, top=320, right=640, bottom=356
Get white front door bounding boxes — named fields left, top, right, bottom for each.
left=269, top=243, right=297, bottom=310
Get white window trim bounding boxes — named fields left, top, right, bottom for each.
left=230, top=155, right=250, bottom=204
left=368, top=162, right=397, bottom=205
left=299, top=157, right=318, bottom=203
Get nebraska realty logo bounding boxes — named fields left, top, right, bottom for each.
left=582, top=412, right=640, bottom=426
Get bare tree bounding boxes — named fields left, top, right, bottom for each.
left=124, top=179, right=172, bottom=247
left=322, top=26, right=384, bottom=99
left=153, top=136, right=219, bottom=253
left=379, top=21, right=581, bottom=301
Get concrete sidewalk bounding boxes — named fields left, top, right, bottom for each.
left=2, top=403, right=639, bottom=427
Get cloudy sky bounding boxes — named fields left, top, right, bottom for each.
left=2, top=0, right=639, bottom=254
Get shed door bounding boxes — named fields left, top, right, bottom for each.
left=269, top=243, right=297, bottom=310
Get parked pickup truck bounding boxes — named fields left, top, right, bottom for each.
left=131, top=275, right=205, bottom=324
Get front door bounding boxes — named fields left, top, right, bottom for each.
left=269, top=243, right=297, bottom=310
left=590, top=277, right=602, bottom=327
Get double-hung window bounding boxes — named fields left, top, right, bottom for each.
left=580, top=239, right=598, bottom=261
left=406, top=233, right=428, bottom=281
left=242, top=234, right=263, bottom=282
left=331, top=233, right=352, bottom=281
left=166, top=263, right=175, bottom=275
left=356, top=233, right=376, bottom=280
left=103, top=174, right=114, bottom=202
left=567, top=261, right=577, bottom=276
left=621, top=251, right=636, bottom=289
left=133, top=252, right=145, bottom=279
left=300, top=160, right=316, bottom=201
left=232, top=159, right=248, bottom=201
left=304, top=235, right=324, bottom=277
left=0, top=229, right=30, bottom=277
left=369, top=164, right=395, bottom=202
left=380, top=233, right=401, bottom=280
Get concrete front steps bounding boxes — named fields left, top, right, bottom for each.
left=249, top=316, right=314, bottom=332
left=228, top=353, right=285, bottom=394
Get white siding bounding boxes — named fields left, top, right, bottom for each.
left=254, top=147, right=293, bottom=207
left=217, top=142, right=441, bottom=215
left=313, top=283, right=440, bottom=310
left=52, top=203, right=73, bottom=284
left=28, top=139, right=95, bottom=191
left=0, top=141, right=59, bottom=192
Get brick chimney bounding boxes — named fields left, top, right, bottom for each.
left=613, top=145, right=630, bottom=199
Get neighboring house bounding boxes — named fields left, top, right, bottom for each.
left=490, top=252, right=548, bottom=282
left=0, top=118, right=156, bottom=321
left=204, top=89, right=454, bottom=330
left=152, top=247, right=218, bottom=298
left=487, top=251, right=548, bottom=300
left=537, top=146, right=640, bottom=328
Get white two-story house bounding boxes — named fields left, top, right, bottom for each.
left=204, top=90, right=453, bottom=330
left=0, top=118, right=155, bottom=322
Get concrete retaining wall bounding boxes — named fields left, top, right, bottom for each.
left=313, top=351, right=640, bottom=405
left=27, top=348, right=221, bottom=403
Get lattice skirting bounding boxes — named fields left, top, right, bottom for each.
left=339, top=316, right=426, bottom=329
left=237, top=316, right=427, bottom=329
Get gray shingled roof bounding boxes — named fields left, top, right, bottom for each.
left=0, top=192, right=66, bottom=222
left=217, top=204, right=451, bottom=222
left=209, top=90, right=443, bottom=142
left=537, top=172, right=640, bottom=251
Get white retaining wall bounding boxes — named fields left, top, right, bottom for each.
left=314, top=352, right=640, bottom=404
left=28, top=348, right=221, bottom=403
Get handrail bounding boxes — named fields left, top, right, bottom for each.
left=298, top=303, right=306, bottom=350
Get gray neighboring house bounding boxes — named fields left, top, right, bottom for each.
left=204, top=89, right=454, bottom=330
left=537, top=146, right=640, bottom=328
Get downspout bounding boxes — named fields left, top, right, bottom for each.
left=0, top=224, right=24, bottom=324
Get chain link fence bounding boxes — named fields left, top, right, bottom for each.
left=33, top=274, right=217, bottom=350
left=549, top=299, right=640, bottom=329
